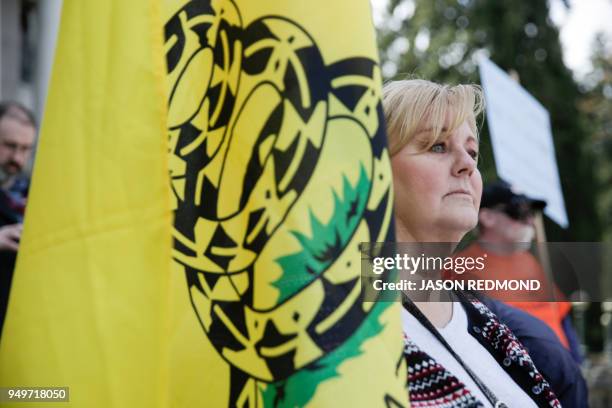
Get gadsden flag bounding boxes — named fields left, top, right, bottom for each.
left=0, top=1, right=408, bottom=406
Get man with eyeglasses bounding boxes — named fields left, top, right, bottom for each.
left=0, top=101, right=36, bottom=334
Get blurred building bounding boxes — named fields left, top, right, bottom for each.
left=0, top=0, right=62, bottom=121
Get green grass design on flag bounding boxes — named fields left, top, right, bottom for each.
left=273, top=164, right=370, bottom=303
left=260, top=300, right=391, bottom=407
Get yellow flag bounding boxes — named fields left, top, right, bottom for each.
left=0, top=0, right=409, bottom=406
left=0, top=1, right=172, bottom=407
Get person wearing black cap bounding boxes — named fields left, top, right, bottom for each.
left=478, top=180, right=546, bottom=246
left=464, top=180, right=574, bottom=344
left=455, top=179, right=588, bottom=407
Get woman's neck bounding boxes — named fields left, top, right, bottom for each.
left=394, top=221, right=415, bottom=242
left=413, top=301, right=454, bottom=328
left=395, top=220, right=463, bottom=244
left=395, top=219, right=455, bottom=327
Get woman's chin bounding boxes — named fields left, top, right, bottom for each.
left=439, top=212, right=478, bottom=240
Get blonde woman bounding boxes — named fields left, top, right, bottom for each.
left=383, top=79, right=560, bottom=408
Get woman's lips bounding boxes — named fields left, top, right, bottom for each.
left=446, top=189, right=471, bottom=196
left=445, top=190, right=473, bottom=201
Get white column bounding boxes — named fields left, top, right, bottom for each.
left=35, top=0, right=63, bottom=122
left=0, top=0, right=22, bottom=101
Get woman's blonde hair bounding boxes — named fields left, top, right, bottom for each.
left=382, top=79, right=485, bottom=156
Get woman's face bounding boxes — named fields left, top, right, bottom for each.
left=391, top=120, right=482, bottom=242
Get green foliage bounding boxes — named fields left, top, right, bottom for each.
left=378, top=0, right=602, bottom=241
left=580, top=35, right=612, bottom=316
left=581, top=35, right=612, bottom=242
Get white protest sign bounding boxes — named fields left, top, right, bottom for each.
left=478, top=57, right=569, bottom=228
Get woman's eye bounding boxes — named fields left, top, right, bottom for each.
left=430, top=143, right=446, bottom=153
left=469, top=150, right=479, bottom=160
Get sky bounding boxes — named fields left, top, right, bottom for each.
left=370, top=0, right=612, bottom=79
left=550, top=0, right=612, bottom=76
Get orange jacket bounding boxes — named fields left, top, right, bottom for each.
left=452, top=243, right=571, bottom=348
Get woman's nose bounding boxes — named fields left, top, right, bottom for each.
left=451, top=148, right=476, bottom=177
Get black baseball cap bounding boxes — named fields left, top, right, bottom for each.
left=481, top=180, right=546, bottom=220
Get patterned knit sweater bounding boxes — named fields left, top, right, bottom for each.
left=403, top=293, right=561, bottom=408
